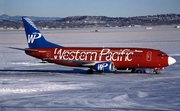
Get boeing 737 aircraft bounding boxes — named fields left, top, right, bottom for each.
left=10, top=17, right=176, bottom=74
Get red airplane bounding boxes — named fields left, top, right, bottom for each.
left=10, top=17, right=176, bottom=74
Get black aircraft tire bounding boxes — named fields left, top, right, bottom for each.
left=87, top=69, right=93, bottom=74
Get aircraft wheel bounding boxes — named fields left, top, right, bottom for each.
left=143, top=70, right=146, bottom=73
left=131, top=68, right=136, bottom=73
left=153, top=70, right=160, bottom=74
left=87, top=69, right=93, bottom=74
left=114, top=70, right=117, bottom=74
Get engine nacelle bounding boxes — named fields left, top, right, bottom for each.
left=94, top=62, right=115, bottom=72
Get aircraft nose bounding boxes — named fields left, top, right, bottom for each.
left=168, top=57, right=176, bottom=65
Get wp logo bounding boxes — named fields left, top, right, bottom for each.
left=27, top=32, right=42, bottom=43
left=97, top=63, right=108, bottom=71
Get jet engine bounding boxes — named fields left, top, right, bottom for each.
left=94, top=62, right=115, bottom=72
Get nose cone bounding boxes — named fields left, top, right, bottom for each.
left=168, top=57, right=176, bottom=65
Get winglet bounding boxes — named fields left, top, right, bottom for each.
left=22, top=17, right=62, bottom=48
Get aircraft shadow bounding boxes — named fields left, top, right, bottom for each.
left=0, top=69, right=87, bottom=74
left=0, top=69, right=151, bottom=75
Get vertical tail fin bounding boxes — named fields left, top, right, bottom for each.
left=22, top=17, right=62, bottom=48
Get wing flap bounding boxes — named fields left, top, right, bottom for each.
left=43, top=58, right=98, bottom=67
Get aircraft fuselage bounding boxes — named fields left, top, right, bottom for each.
left=25, top=47, right=170, bottom=70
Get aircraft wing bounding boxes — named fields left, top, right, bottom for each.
left=43, top=58, right=100, bottom=67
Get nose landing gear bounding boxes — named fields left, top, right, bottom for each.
left=153, top=70, right=161, bottom=74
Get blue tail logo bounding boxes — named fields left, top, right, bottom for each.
left=22, top=17, right=62, bottom=48
left=27, top=32, right=42, bottom=43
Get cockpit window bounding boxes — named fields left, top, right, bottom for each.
left=158, top=53, right=168, bottom=57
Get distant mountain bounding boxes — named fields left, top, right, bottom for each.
left=0, top=13, right=180, bottom=29
left=0, top=14, right=61, bottom=20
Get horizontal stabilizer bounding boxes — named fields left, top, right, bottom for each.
left=8, top=47, right=38, bottom=52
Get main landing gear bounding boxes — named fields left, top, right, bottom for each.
left=87, top=68, right=94, bottom=74
left=86, top=68, right=105, bottom=74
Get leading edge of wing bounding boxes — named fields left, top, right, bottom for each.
left=43, top=58, right=100, bottom=67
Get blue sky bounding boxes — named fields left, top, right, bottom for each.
left=0, top=0, right=180, bottom=17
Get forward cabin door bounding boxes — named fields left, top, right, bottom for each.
left=46, top=50, right=51, bottom=58
left=146, top=51, right=152, bottom=62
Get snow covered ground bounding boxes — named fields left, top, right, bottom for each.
left=0, top=26, right=180, bottom=110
